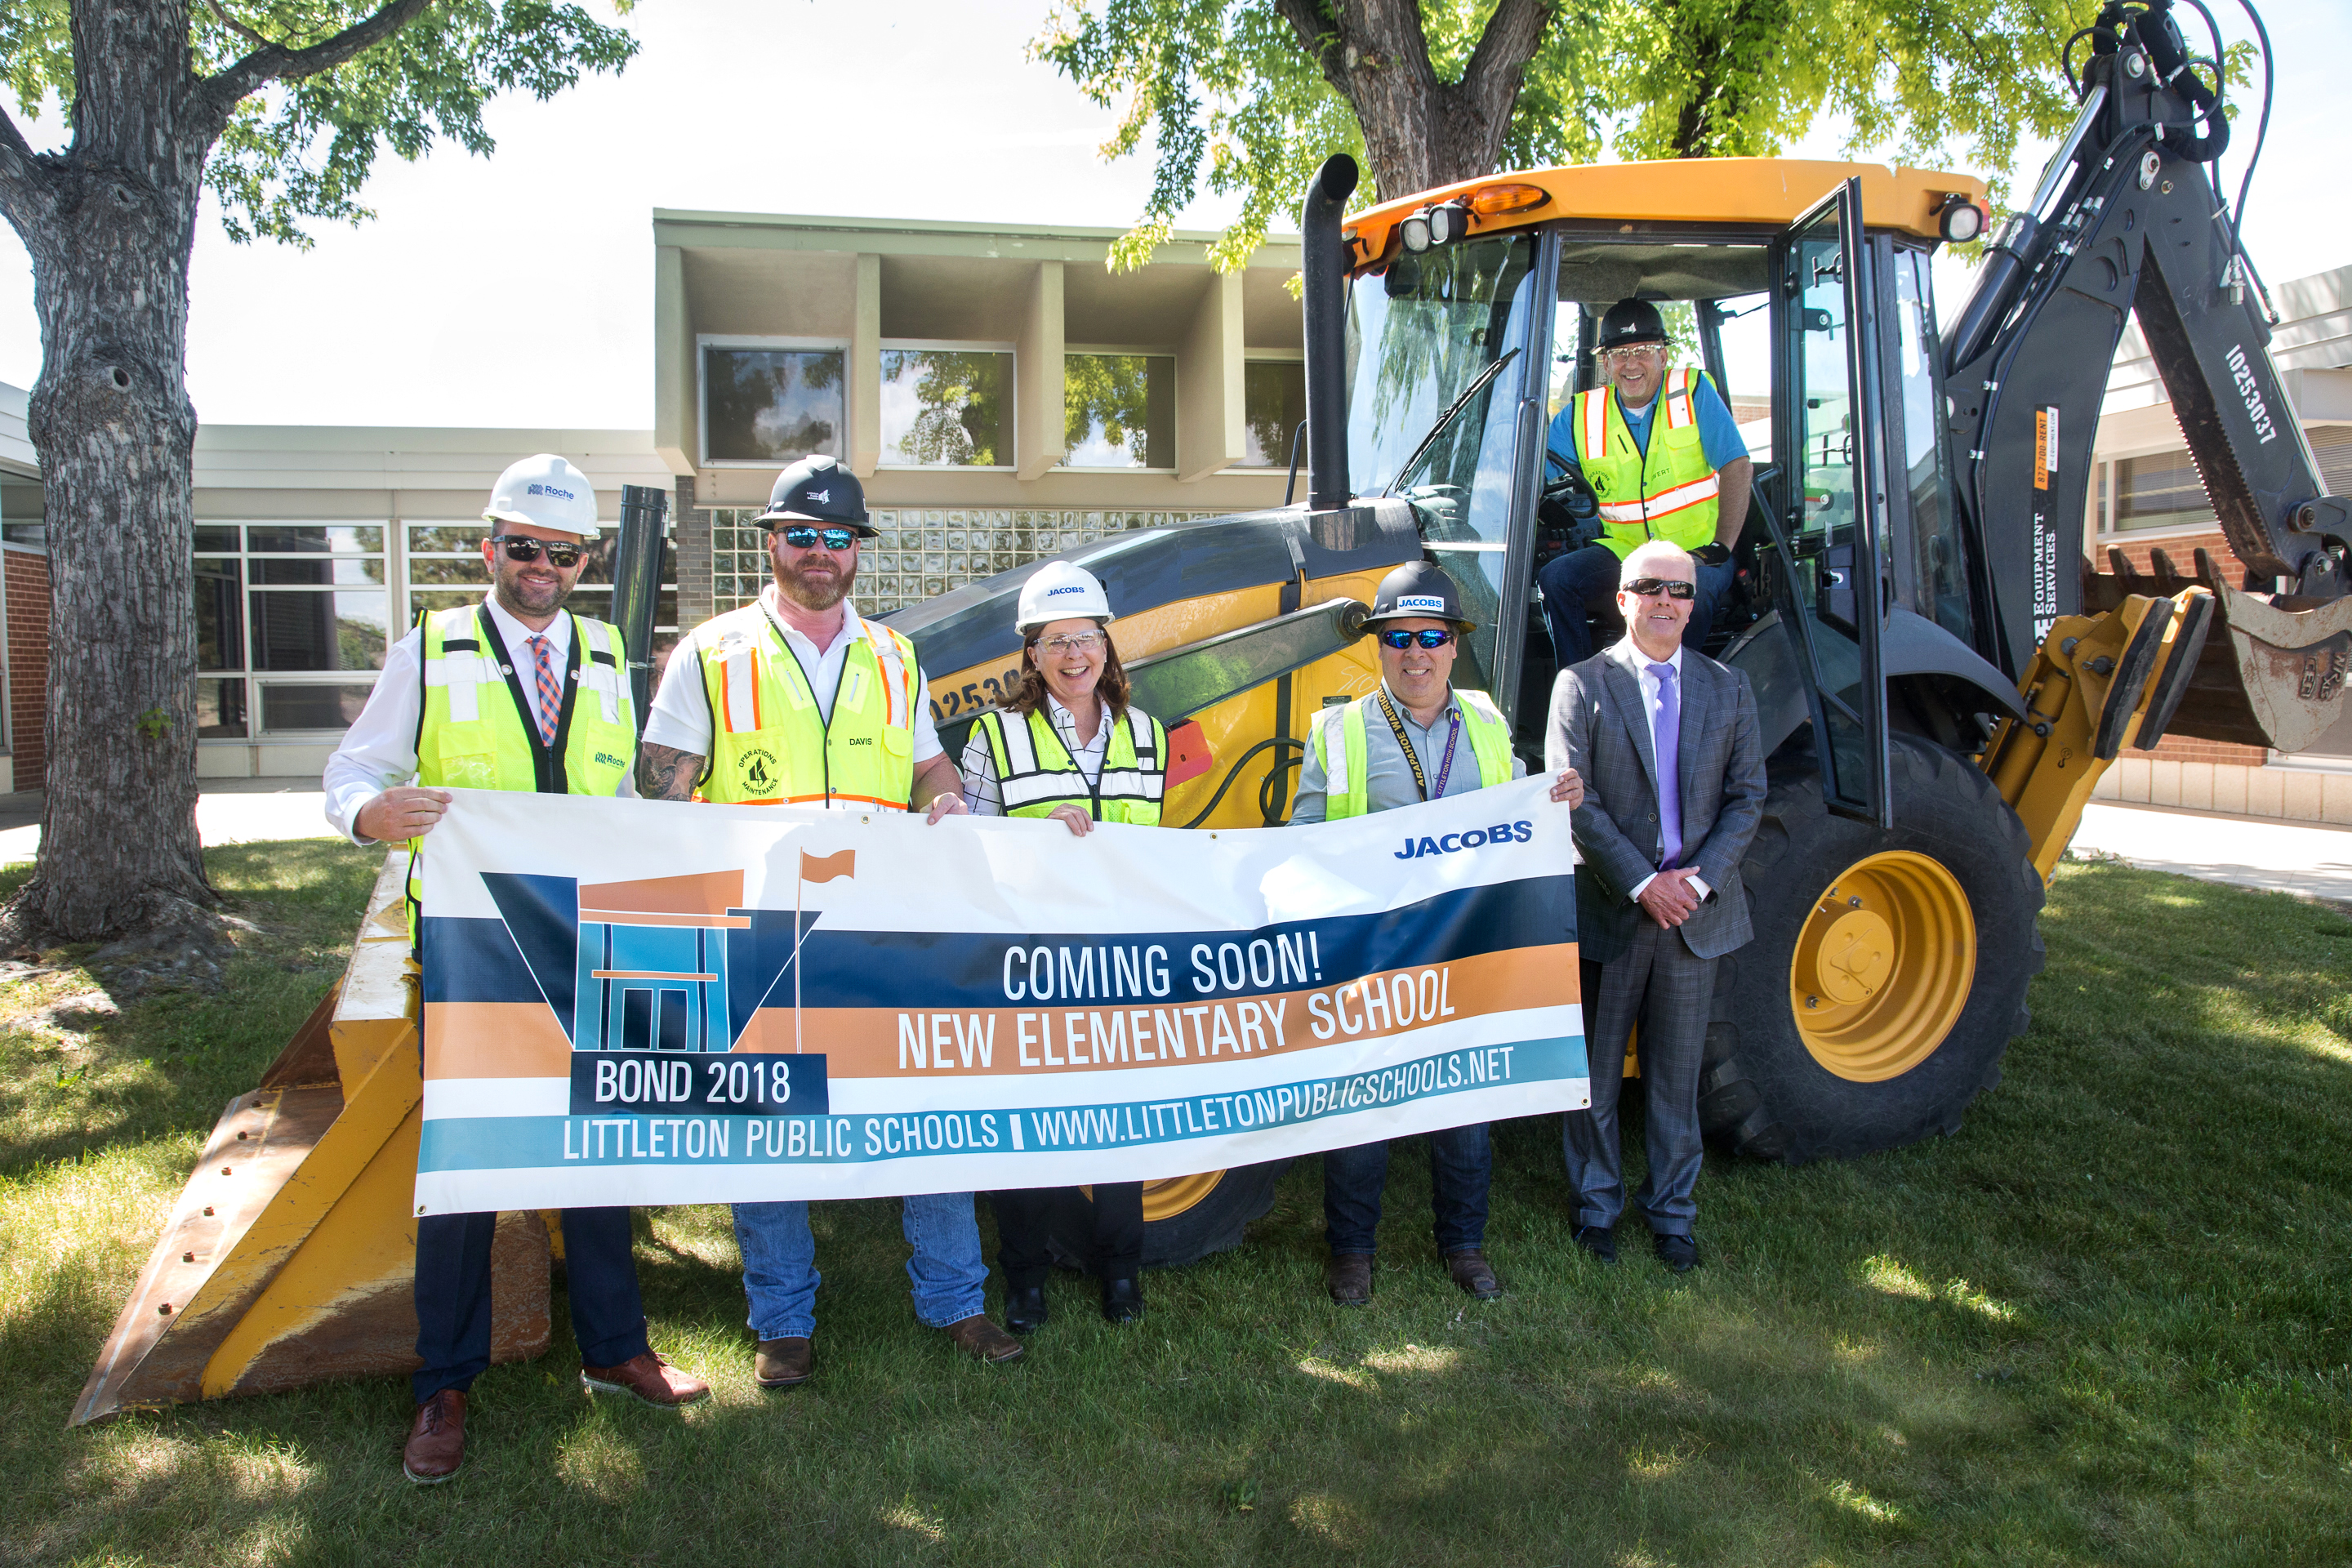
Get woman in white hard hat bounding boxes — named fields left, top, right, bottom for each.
left=960, top=559, right=1168, bottom=1330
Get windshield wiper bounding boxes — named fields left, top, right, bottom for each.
left=1383, top=348, right=1521, bottom=498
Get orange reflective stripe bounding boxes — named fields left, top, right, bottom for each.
left=1663, top=368, right=1696, bottom=430
left=1579, top=385, right=1609, bottom=461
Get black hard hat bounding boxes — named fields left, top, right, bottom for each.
left=756, top=455, right=875, bottom=535
left=1363, top=560, right=1475, bottom=632
left=1596, top=298, right=1668, bottom=352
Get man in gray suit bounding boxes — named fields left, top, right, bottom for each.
left=1545, top=539, right=1766, bottom=1272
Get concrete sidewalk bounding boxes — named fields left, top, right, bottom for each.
left=2065, top=800, right=2352, bottom=905
left=0, top=777, right=339, bottom=864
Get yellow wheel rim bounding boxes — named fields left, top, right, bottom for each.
left=1085, top=1172, right=1227, bottom=1221
left=1788, top=850, right=1976, bottom=1082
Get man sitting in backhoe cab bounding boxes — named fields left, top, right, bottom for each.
left=1537, top=299, right=1754, bottom=668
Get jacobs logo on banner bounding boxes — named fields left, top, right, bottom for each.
left=412, top=777, right=1589, bottom=1214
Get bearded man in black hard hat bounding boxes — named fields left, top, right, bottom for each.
left=1290, top=561, right=1583, bottom=1307
left=1536, top=297, right=1753, bottom=671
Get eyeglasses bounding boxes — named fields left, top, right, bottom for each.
left=773, top=525, right=860, bottom=551
left=1625, top=577, right=1697, bottom=600
left=1598, top=344, right=1665, bottom=366
left=1031, top=631, right=1107, bottom=656
left=490, top=536, right=585, bottom=569
left=1378, top=629, right=1456, bottom=650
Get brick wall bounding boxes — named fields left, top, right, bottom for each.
left=2094, top=528, right=2237, bottom=580
left=5, top=549, right=48, bottom=794
left=672, top=474, right=710, bottom=632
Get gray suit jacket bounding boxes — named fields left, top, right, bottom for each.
left=1546, top=640, right=1768, bottom=964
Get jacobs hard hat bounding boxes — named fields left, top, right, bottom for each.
left=1364, top=559, right=1474, bottom=631
left=1597, top=297, right=1669, bottom=352
left=483, top=453, right=599, bottom=538
left=1017, top=561, right=1114, bottom=634
left=757, top=454, right=875, bottom=534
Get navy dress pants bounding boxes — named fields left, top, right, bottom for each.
left=992, top=1182, right=1145, bottom=1287
left=412, top=1207, right=650, bottom=1403
left=1323, top=1125, right=1493, bottom=1256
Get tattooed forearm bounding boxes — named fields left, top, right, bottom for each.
left=636, top=743, right=704, bottom=801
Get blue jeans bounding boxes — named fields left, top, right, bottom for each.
left=1539, top=544, right=1735, bottom=668
left=1322, top=1125, right=1493, bottom=1255
left=732, top=1194, right=987, bottom=1340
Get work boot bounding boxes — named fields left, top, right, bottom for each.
left=1445, top=1247, right=1502, bottom=1300
left=1326, top=1251, right=1374, bottom=1307
left=755, top=1337, right=813, bottom=1389
left=1573, top=1224, right=1619, bottom=1266
left=942, top=1313, right=1025, bottom=1364
left=1652, top=1232, right=1699, bottom=1274
left=402, top=1388, right=466, bottom=1485
left=1100, top=1276, right=1145, bottom=1324
left=580, top=1350, right=710, bottom=1406
left=1004, top=1284, right=1049, bottom=1335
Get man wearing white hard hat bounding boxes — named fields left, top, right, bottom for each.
left=638, top=454, right=1022, bottom=1391
left=323, top=453, right=709, bottom=1486
left=958, top=560, right=1168, bottom=1330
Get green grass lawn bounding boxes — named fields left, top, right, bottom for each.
left=2, top=847, right=2348, bottom=1566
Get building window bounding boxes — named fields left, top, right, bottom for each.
left=1064, top=353, right=1174, bottom=469
left=701, top=340, right=846, bottom=466
left=0, top=470, right=42, bottom=549
left=1241, top=360, right=1306, bottom=469
left=2114, top=448, right=2216, bottom=533
left=879, top=345, right=1014, bottom=468
left=194, top=524, right=390, bottom=738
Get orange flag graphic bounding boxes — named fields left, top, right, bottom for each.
left=799, top=849, right=856, bottom=884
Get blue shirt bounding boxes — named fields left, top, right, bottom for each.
left=1546, top=372, right=1747, bottom=474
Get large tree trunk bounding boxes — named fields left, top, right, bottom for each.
left=1276, top=0, right=1557, bottom=201
left=5, top=0, right=215, bottom=946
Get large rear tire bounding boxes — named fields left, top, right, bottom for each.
left=1698, top=734, right=2044, bottom=1162
left=1041, top=1163, right=1291, bottom=1271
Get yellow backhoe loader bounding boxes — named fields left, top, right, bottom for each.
left=74, top=0, right=2348, bottom=1421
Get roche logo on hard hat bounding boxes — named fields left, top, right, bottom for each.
left=526, top=482, right=577, bottom=501
left=1396, top=595, right=1447, bottom=613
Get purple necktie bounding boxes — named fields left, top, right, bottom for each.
left=1650, top=660, right=1683, bottom=868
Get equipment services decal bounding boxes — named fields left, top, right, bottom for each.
left=412, top=778, right=1587, bottom=1212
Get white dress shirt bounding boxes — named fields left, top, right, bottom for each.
left=641, top=586, right=944, bottom=774
left=321, top=592, right=635, bottom=845
left=957, top=693, right=1111, bottom=815
left=1620, top=641, right=1709, bottom=903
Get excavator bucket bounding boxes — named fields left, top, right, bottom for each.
left=70, top=853, right=551, bottom=1427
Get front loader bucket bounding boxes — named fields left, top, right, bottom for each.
left=69, top=853, right=551, bottom=1427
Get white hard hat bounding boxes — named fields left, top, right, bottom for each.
left=1017, top=561, right=1113, bottom=634
left=483, top=453, right=599, bottom=539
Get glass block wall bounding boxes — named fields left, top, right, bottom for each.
left=704, top=507, right=1221, bottom=617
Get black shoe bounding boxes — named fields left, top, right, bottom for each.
left=1653, top=1232, right=1697, bottom=1273
left=1004, top=1284, right=1049, bottom=1334
left=1101, top=1276, right=1144, bottom=1324
left=1573, top=1224, right=1618, bottom=1265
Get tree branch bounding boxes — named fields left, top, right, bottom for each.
left=194, top=0, right=435, bottom=130
left=199, top=0, right=278, bottom=53
left=1272, top=0, right=1352, bottom=96
left=0, top=100, right=56, bottom=241
left=1462, top=0, right=1555, bottom=122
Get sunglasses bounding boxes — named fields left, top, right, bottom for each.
left=1625, top=577, right=1697, bottom=599
left=491, top=536, right=586, bottom=569
left=772, top=525, right=861, bottom=551
left=1378, top=628, right=1456, bottom=650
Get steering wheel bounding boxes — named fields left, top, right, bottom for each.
left=1540, top=449, right=1600, bottom=531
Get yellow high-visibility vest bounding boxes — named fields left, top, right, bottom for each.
left=689, top=601, right=920, bottom=809
left=974, top=704, right=1167, bottom=825
left=1309, top=687, right=1514, bottom=821
left=1575, top=368, right=1722, bottom=559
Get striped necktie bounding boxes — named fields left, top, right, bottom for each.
left=529, top=634, right=559, bottom=746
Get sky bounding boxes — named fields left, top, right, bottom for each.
left=0, top=0, right=2341, bottom=431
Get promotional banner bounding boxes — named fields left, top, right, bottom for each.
left=413, top=777, right=1587, bottom=1213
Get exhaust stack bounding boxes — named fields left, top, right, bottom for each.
left=1301, top=155, right=1359, bottom=514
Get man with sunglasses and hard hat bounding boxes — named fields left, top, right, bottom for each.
left=637, top=454, right=1022, bottom=1390
left=323, top=453, right=710, bottom=1485
left=1535, top=297, right=1753, bottom=673
left=1545, top=539, right=1766, bottom=1275
left=1290, top=560, right=1584, bottom=1307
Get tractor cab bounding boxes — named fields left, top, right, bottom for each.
left=1338, top=161, right=1992, bottom=822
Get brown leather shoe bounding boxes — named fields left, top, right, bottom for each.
left=1326, top=1251, right=1374, bottom=1307
left=1445, top=1247, right=1503, bottom=1300
left=942, top=1313, right=1025, bottom=1365
left=580, top=1350, right=710, bottom=1406
left=402, top=1388, right=466, bottom=1485
left=755, top=1336, right=813, bottom=1389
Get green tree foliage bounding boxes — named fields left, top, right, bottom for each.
left=1036, top=0, right=2108, bottom=270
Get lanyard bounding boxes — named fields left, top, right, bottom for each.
left=1374, top=687, right=1461, bottom=803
